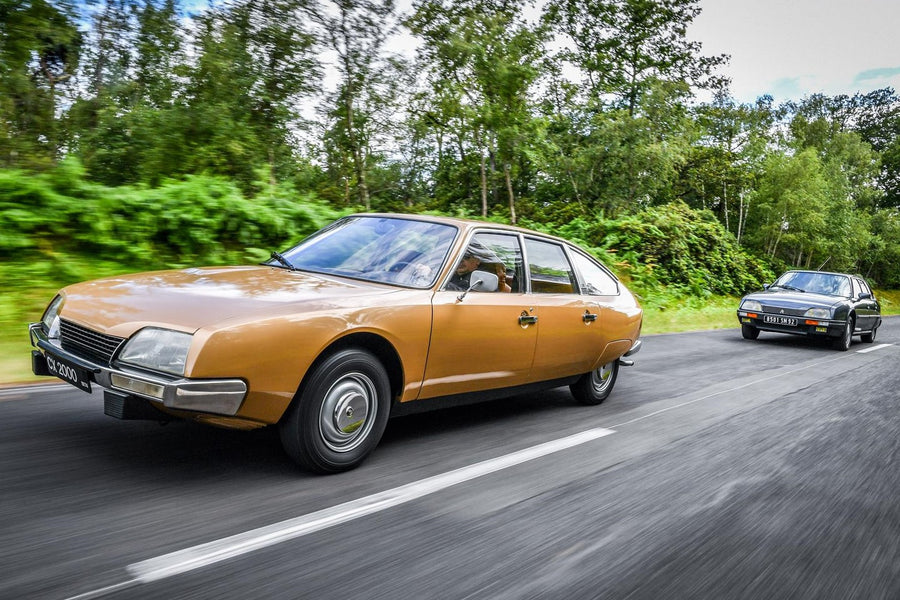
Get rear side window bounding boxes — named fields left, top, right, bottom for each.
left=856, top=278, right=872, bottom=297
left=525, top=238, right=577, bottom=294
left=571, top=252, right=619, bottom=296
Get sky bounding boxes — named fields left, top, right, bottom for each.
left=689, top=0, right=900, bottom=103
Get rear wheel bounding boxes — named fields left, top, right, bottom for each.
left=832, top=318, right=854, bottom=351
left=741, top=324, right=760, bottom=340
left=570, top=360, right=619, bottom=405
left=280, top=348, right=390, bottom=473
left=861, top=323, right=877, bottom=343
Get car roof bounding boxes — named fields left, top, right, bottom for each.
left=782, top=270, right=860, bottom=279
left=352, top=212, right=574, bottom=245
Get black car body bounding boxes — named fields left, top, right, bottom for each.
left=737, top=270, right=881, bottom=351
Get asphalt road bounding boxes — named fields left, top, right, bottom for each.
left=2, top=320, right=899, bottom=600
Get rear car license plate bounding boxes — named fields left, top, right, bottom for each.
left=764, top=315, right=797, bottom=326
left=45, top=351, right=92, bottom=392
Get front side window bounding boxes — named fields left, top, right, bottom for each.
left=525, top=238, right=577, bottom=294
left=444, top=232, right=522, bottom=293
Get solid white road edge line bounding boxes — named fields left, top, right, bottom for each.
left=125, top=427, right=616, bottom=584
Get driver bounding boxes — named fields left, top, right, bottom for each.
left=446, top=241, right=511, bottom=292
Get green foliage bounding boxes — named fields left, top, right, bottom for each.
left=598, top=202, right=774, bottom=297
left=0, top=160, right=342, bottom=269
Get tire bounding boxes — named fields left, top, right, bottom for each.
left=570, top=360, right=619, bottom=406
left=832, top=317, right=854, bottom=351
left=741, top=324, right=760, bottom=340
left=280, top=348, right=390, bottom=473
left=861, top=324, right=877, bottom=343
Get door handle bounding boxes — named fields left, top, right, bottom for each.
left=582, top=311, right=597, bottom=323
left=518, top=312, right=538, bottom=325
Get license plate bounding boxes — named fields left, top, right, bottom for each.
left=45, top=351, right=92, bottom=392
left=764, top=315, right=797, bottom=326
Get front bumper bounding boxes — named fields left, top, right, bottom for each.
left=736, top=310, right=844, bottom=338
left=29, top=323, right=247, bottom=416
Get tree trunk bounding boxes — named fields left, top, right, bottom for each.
left=345, top=94, right=370, bottom=210
left=504, top=163, right=516, bottom=225
left=723, top=181, right=729, bottom=233
left=480, top=152, right=488, bottom=218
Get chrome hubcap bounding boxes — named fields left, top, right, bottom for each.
left=590, top=361, right=615, bottom=394
left=319, top=372, right=377, bottom=453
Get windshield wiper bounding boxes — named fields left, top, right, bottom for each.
left=772, top=284, right=804, bottom=292
left=270, top=251, right=296, bottom=271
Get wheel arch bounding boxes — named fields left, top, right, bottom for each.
left=282, top=332, right=404, bottom=424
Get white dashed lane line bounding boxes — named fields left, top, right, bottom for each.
left=856, top=343, right=892, bottom=354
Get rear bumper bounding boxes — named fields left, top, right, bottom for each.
left=29, top=323, right=247, bottom=416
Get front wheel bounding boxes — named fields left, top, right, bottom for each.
left=832, top=318, right=854, bottom=351
left=570, top=360, right=619, bottom=405
left=280, top=348, right=391, bottom=473
left=741, top=324, right=760, bottom=340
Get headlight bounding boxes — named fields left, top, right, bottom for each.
left=741, top=299, right=762, bottom=312
left=804, top=307, right=830, bottom=319
left=118, top=328, right=192, bottom=376
left=41, top=295, right=63, bottom=339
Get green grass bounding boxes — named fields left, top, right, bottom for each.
left=2, top=261, right=898, bottom=386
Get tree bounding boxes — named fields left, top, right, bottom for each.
left=185, top=0, right=318, bottom=189
left=408, top=0, right=547, bottom=222
left=544, top=0, right=726, bottom=114
left=0, top=0, right=81, bottom=167
left=305, top=0, right=401, bottom=210
left=539, top=0, right=722, bottom=215
left=678, top=92, right=777, bottom=243
left=744, top=149, right=831, bottom=268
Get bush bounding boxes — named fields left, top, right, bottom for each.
left=0, top=161, right=343, bottom=270
left=599, top=202, right=774, bottom=297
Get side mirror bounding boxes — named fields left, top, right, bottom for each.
left=762, top=283, right=770, bottom=290
left=859, top=292, right=872, bottom=300
left=471, top=269, right=499, bottom=292
left=456, top=270, right=499, bottom=302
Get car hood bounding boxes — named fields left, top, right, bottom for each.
left=57, top=266, right=406, bottom=337
left=742, top=289, right=844, bottom=310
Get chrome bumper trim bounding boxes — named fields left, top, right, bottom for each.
left=624, top=339, right=642, bottom=357
left=30, top=323, right=247, bottom=416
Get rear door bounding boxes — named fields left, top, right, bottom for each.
left=523, top=237, right=601, bottom=382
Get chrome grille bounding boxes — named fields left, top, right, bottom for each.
left=60, top=319, right=126, bottom=365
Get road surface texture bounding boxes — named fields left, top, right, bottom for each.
left=1, top=319, right=898, bottom=599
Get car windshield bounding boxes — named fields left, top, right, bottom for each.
left=773, top=271, right=851, bottom=297
left=276, top=216, right=458, bottom=288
